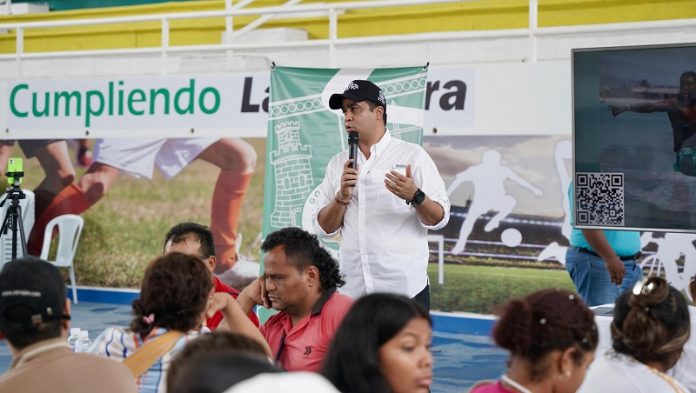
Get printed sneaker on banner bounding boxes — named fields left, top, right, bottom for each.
left=217, top=255, right=261, bottom=289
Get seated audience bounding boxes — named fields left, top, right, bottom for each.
left=321, top=293, right=433, bottom=393
left=469, top=288, right=598, bottom=393
left=0, top=258, right=137, bottom=393
left=163, top=222, right=259, bottom=329
left=579, top=276, right=690, bottom=393
left=238, top=227, right=353, bottom=372
left=593, top=275, right=696, bottom=392
left=89, top=252, right=269, bottom=393
left=167, top=331, right=272, bottom=391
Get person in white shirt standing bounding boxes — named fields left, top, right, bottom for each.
left=313, top=79, right=450, bottom=311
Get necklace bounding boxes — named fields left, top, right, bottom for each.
left=501, top=374, right=533, bottom=393
left=646, top=367, right=686, bottom=393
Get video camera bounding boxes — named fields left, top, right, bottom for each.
left=6, top=157, right=23, bottom=188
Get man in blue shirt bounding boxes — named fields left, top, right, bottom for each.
left=566, top=183, right=643, bottom=306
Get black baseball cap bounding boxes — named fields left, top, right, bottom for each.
left=329, top=80, right=387, bottom=113
left=0, top=258, right=70, bottom=330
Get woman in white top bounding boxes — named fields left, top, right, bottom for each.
left=579, top=276, right=691, bottom=393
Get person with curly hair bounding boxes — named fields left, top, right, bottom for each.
left=580, top=276, right=691, bottom=393
left=469, top=288, right=598, bottom=393
left=238, top=226, right=353, bottom=372
left=88, top=252, right=269, bottom=393
left=321, top=293, right=433, bottom=393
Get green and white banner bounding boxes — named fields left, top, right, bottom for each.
left=261, top=66, right=428, bottom=248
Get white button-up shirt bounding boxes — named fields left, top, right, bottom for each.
left=312, top=130, right=450, bottom=298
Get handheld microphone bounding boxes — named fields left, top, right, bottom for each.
left=348, top=131, right=359, bottom=170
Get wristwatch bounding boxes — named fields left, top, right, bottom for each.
left=407, top=189, right=426, bottom=206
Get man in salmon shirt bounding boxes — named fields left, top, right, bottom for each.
left=163, top=222, right=259, bottom=330
left=237, top=227, right=353, bottom=372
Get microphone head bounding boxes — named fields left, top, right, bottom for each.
left=348, top=131, right=359, bottom=142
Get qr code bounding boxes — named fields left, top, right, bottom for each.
left=576, top=172, right=625, bottom=226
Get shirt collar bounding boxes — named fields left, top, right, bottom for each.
left=12, top=338, right=71, bottom=369
left=310, top=288, right=336, bottom=316
left=370, top=129, right=392, bottom=157
left=280, top=288, right=336, bottom=331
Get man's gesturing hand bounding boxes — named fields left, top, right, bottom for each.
left=384, top=164, right=418, bottom=202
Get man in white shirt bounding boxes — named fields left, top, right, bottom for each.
left=313, top=79, right=450, bottom=311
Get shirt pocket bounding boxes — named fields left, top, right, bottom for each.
left=364, top=168, right=411, bottom=215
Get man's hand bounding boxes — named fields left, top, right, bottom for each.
left=339, top=159, right=359, bottom=196
left=384, top=164, right=418, bottom=201
left=205, top=292, right=233, bottom=319
left=238, top=277, right=270, bottom=310
left=316, top=159, right=358, bottom=234
left=605, top=256, right=625, bottom=285
left=210, top=283, right=273, bottom=357
left=581, top=228, right=629, bottom=286
left=609, top=105, right=626, bottom=117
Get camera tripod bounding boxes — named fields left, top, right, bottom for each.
left=0, top=182, right=27, bottom=261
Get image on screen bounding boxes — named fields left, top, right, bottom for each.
left=573, top=43, right=696, bottom=232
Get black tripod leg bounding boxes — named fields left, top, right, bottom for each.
left=10, top=206, right=18, bottom=260
left=0, top=207, right=12, bottom=261
left=0, top=207, right=10, bottom=236
left=9, top=206, right=17, bottom=260
left=15, top=204, right=27, bottom=258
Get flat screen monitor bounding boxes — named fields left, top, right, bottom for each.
left=573, top=43, right=696, bottom=232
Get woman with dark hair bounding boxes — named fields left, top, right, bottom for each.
left=166, top=331, right=272, bottom=391
left=88, top=252, right=266, bottom=393
left=579, top=276, right=690, bottom=393
left=469, top=288, right=598, bottom=393
left=321, top=293, right=433, bottom=393
left=167, top=352, right=281, bottom=393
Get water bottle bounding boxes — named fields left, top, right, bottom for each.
left=67, top=328, right=81, bottom=350
left=74, top=330, right=91, bottom=353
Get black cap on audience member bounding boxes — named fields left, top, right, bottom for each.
left=0, top=258, right=70, bottom=329
left=329, top=80, right=387, bottom=114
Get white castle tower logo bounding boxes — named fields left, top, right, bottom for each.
left=270, top=120, right=314, bottom=228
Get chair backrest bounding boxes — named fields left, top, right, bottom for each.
left=0, top=189, right=35, bottom=266
left=40, top=214, right=84, bottom=267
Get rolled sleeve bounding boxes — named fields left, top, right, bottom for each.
left=415, top=149, right=450, bottom=231
left=421, top=196, right=450, bottom=230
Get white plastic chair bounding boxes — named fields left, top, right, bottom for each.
left=39, top=214, right=84, bottom=303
